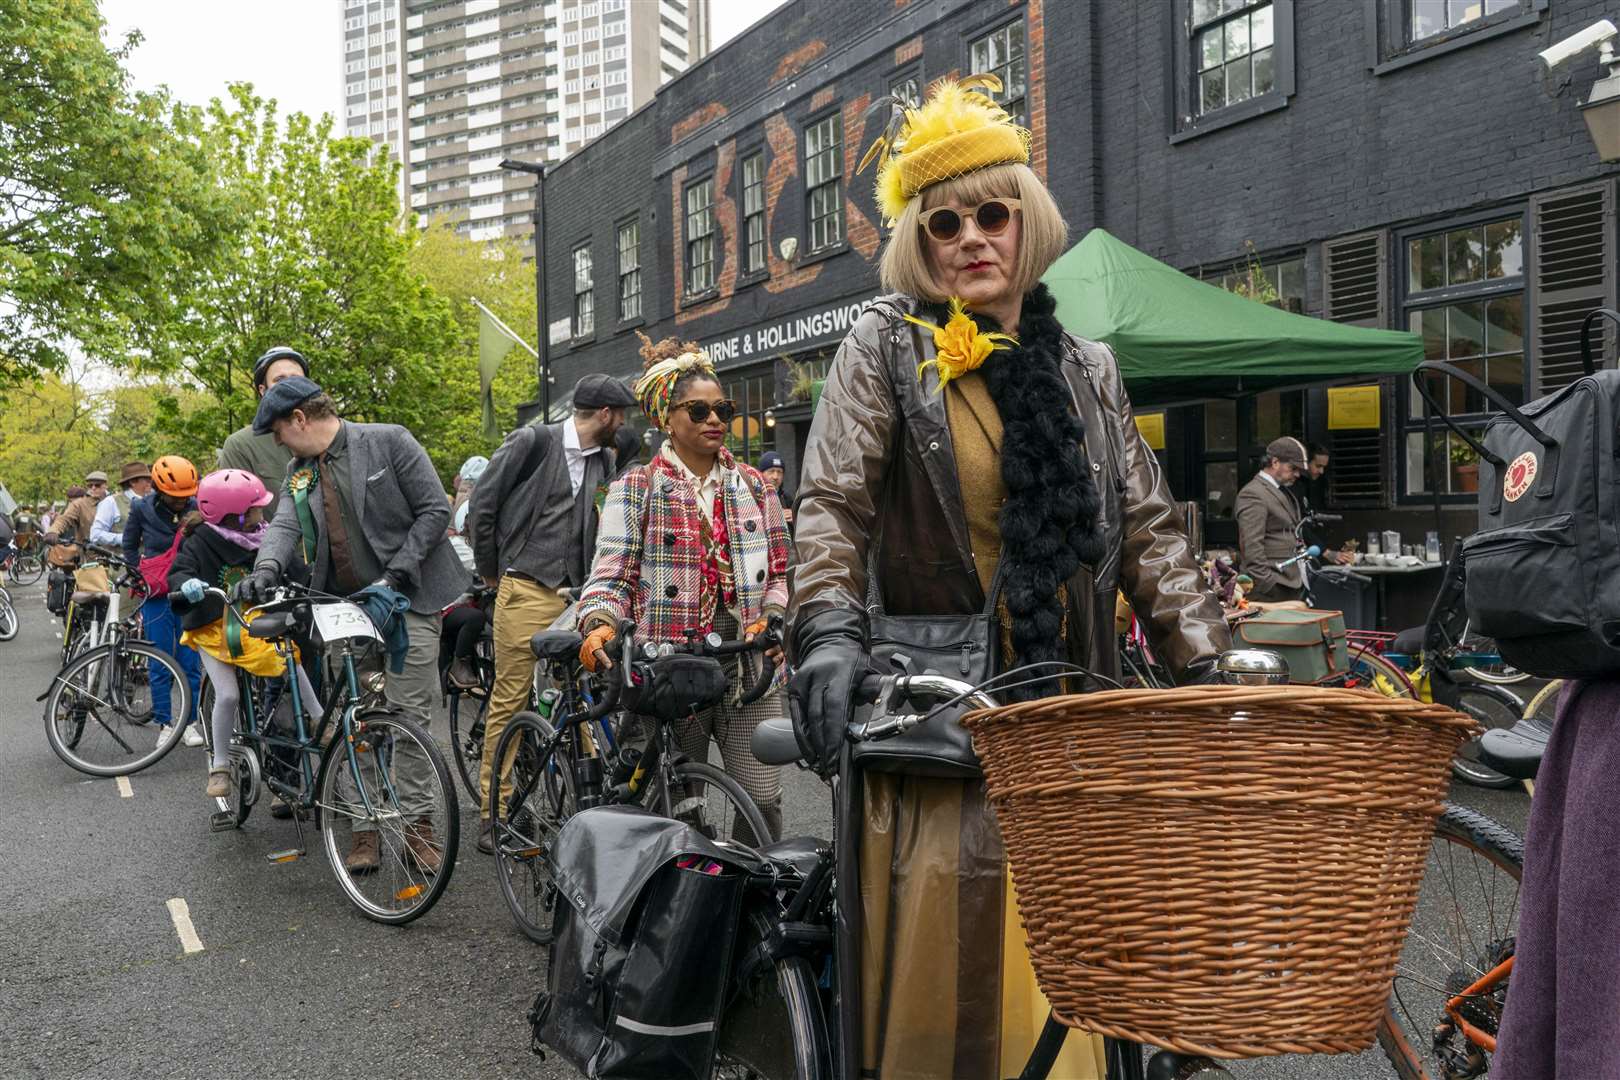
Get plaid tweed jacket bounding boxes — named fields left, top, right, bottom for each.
left=577, top=447, right=790, bottom=646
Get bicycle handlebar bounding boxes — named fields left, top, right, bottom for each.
left=845, top=672, right=997, bottom=745
left=588, top=618, right=638, bottom=720
left=1276, top=545, right=1322, bottom=571
left=600, top=614, right=785, bottom=712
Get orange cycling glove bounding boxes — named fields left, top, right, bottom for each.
left=743, top=618, right=769, bottom=639
left=580, top=624, right=617, bottom=671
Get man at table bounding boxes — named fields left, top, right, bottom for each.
left=1236, top=437, right=1308, bottom=602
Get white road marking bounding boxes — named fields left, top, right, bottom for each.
left=166, top=898, right=204, bottom=954
left=115, top=776, right=133, bottom=798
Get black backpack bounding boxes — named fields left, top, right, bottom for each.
left=530, top=806, right=765, bottom=1080
left=1415, top=310, right=1620, bottom=677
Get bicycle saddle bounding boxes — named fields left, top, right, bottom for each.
left=751, top=717, right=802, bottom=767
left=757, top=835, right=822, bottom=877
left=530, top=629, right=583, bottom=661
left=246, top=611, right=300, bottom=640
left=1478, top=714, right=1551, bottom=781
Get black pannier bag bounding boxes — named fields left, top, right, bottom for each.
left=46, top=568, right=72, bottom=616
left=1414, top=311, right=1620, bottom=677
left=530, top=805, right=766, bottom=1080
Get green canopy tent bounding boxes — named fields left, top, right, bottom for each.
left=1043, top=228, right=1424, bottom=406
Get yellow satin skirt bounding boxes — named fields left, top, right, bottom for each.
left=181, top=615, right=296, bottom=678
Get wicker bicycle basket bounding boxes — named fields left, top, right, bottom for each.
left=961, top=684, right=1478, bottom=1059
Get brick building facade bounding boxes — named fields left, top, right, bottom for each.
left=538, top=0, right=1620, bottom=559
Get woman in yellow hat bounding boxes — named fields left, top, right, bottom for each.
left=788, top=78, right=1229, bottom=1078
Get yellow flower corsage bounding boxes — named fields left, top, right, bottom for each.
left=905, top=297, right=1018, bottom=392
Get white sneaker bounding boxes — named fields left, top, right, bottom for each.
left=182, top=723, right=206, bottom=748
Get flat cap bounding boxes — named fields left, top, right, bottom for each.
left=84, top=471, right=109, bottom=484
left=253, top=375, right=324, bottom=435
left=1265, top=436, right=1308, bottom=467
left=573, top=373, right=637, bottom=409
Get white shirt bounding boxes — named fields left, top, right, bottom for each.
left=563, top=418, right=602, bottom=496
left=660, top=444, right=720, bottom=524
left=90, top=492, right=127, bottom=546
left=1258, top=470, right=1281, bottom=491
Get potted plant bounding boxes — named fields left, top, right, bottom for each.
left=1450, top=440, right=1480, bottom=493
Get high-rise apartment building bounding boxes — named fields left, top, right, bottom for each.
left=344, top=0, right=709, bottom=244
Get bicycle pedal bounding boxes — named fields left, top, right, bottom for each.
left=209, top=811, right=237, bottom=832
left=265, top=847, right=304, bottom=863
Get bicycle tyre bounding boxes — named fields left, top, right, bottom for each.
left=316, top=710, right=459, bottom=925
left=491, top=710, right=576, bottom=945
left=446, top=688, right=487, bottom=804
left=1348, top=649, right=1417, bottom=698
left=655, top=760, right=772, bottom=850
left=0, top=594, right=17, bottom=641
left=1378, top=804, right=1522, bottom=1080
left=712, top=905, right=833, bottom=1080
left=1522, top=678, right=1563, bottom=724
left=1448, top=683, right=1528, bottom=789
left=12, top=553, right=45, bottom=586
left=42, top=641, right=191, bottom=777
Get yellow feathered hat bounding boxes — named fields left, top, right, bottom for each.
left=860, top=74, right=1031, bottom=227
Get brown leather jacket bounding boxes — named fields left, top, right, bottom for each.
left=790, top=295, right=1228, bottom=681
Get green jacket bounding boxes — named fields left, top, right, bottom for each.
left=217, top=425, right=293, bottom=519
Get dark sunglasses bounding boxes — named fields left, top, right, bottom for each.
left=674, top=398, right=737, bottom=424
left=918, top=197, right=1023, bottom=243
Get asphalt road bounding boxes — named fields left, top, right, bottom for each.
left=0, top=574, right=1529, bottom=1080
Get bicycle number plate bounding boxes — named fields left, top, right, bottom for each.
left=311, top=601, right=382, bottom=645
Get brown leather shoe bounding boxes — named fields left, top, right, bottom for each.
left=344, top=830, right=381, bottom=874
left=475, top=817, right=494, bottom=856
left=405, top=818, right=444, bottom=875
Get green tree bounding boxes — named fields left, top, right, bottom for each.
left=0, top=0, right=232, bottom=384
left=134, top=86, right=465, bottom=480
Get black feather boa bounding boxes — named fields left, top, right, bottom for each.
left=931, top=284, right=1105, bottom=699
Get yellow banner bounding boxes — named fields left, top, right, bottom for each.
left=1135, top=412, right=1166, bottom=450
left=1328, top=385, right=1381, bottom=430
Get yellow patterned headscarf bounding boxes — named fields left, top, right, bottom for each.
left=859, top=74, right=1031, bottom=227
left=635, top=349, right=717, bottom=430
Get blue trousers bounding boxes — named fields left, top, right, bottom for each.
left=142, top=596, right=201, bottom=727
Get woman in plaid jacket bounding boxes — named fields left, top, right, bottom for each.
left=576, top=334, right=791, bottom=841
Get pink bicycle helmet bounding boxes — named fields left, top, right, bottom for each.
left=196, top=469, right=273, bottom=525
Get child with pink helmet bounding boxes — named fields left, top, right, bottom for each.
left=171, top=469, right=325, bottom=799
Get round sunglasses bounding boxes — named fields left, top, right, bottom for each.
left=918, top=198, right=1023, bottom=243
left=673, top=398, right=738, bottom=424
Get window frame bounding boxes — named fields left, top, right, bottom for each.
left=1395, top=206, right=1530, bottom=504
left=888, top=63, right=923, bottom=111
left=738, top=148, right=768, bottom=278
left=802, top=109, right=844, bottom=256
left=571, top=242, right=595, bottom=340
left=616, top=216, right=641, bottom=324
left=1169, top=0, right=1295, bottom=144
left=965, top=16, right=1028, bottom=127
left=1365, top=0, right=1547, bottom=74
left=683, top=174, right=717, bottom=298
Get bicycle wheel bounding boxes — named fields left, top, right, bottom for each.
left=1349, top=649, right=1417, bottom=697
left=317, top=710, right=459, bottom=925
left=491, top=710, right=576, bottom=945
left=12, top=553, right=45, bottom=586
left=1522, top=678, right=1564, bottom=724
left=113, top=644, right=155, bottom=722
left=1448, top=683, right=1527, bottom=789
left=42, top=641, right=191, bottom=776
left=654, top=760, right=772, bottom=850
left=712, top=905, right=833, bottom=1080
left=1379, top=804, right=1522, bottom=1080
left=0, top=593, right=17, bottom=641
left=1454, top=632, right=1532, bottom=686
left=446, top=688, right=487, bottom=803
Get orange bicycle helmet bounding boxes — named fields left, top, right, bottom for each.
left=151, top=455, right=200, bottom=497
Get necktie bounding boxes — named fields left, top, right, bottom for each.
left=321, top=453, right=361, bottom=594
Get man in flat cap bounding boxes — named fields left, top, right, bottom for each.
left=1236, top=436, right=1310, bottom=602
left=236, top=376, right=471, bottom=874
left=465, top=372, right=635, bottom=852
left=217, top=346, right=310, bottom=518
left=44, top=469, right=113, bottom=571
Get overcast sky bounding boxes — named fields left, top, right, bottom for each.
left=98, top=0, right=792, bottom=120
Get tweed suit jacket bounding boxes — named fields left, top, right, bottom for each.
left=1235, top=471, right=1305, bottom=595
left=257, top=421, right=470, bottom=614
left=577, top=448, right=790, bottom=645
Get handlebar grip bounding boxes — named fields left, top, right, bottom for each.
left=1312, top=512, right=1344, bottom=523
left=855, top=672, right=885, bottom=704
left=737, top=652, right=777, bottom=706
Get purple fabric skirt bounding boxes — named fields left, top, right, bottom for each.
left=1494, top=679, right=1620, bottom=1079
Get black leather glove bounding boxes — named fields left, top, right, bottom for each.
left=232, top=566, right=280, bottom=606
left=787, top=607, right=869, bottom=776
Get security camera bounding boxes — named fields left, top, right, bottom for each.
left=1538, top=19, right=1619, bottom=70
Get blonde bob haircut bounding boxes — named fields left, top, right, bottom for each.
left=878, top=162, right=1068, bottom=303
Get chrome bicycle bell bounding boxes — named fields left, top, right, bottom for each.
left=1214, top=649, right=1290, bottom=685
